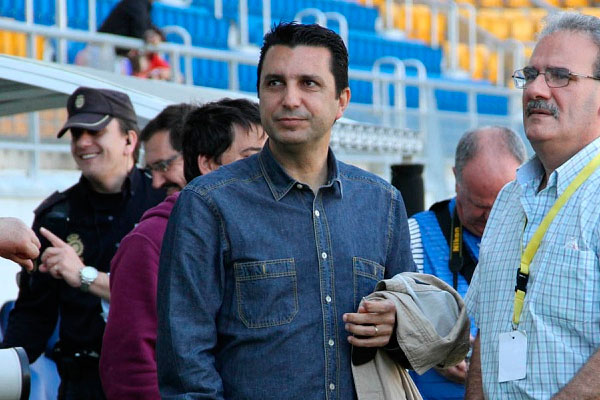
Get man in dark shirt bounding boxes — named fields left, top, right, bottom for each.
left=2, top=86, right=165, bottom=400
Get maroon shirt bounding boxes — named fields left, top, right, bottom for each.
left=100, top=193, right=179, bottom=400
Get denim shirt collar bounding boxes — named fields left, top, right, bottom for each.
left=258, top=142, right=343, bottom=201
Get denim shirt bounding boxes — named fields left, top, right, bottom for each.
left=157, top=144, right=415, bottom=400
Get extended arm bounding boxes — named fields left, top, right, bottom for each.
left=0, top=217, right=40, bottom=271
left=1, top=216, right=58, bottom=362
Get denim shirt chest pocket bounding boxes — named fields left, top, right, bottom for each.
left=234, top=258, right=299, bottom=328
left=353, top=257, right=385, bottom=309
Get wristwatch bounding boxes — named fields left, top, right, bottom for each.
left=80, top=266, right=99, bottom=292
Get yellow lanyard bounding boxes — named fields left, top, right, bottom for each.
left=512, top=151, right=600, bottom=328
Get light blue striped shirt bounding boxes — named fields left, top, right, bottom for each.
left=465, top=137, right=600, bottom=399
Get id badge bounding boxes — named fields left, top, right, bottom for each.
left=498, top=330, right=527, bottom=382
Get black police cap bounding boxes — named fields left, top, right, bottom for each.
left=57, top=87, right=137, bottom=138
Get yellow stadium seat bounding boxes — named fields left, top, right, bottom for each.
left=502, top=8, right=524, bottom=19
left=506, top=0, right=532, bottom=7
left=392, top=4, right=406, bottom=31
left=489, top=18, right=510, bottom=40
left=511, top=17, right=535, bottom=42
left=479, top=0, right=504, bottom=7
left=408, top=5, right=446, bottom=44
left=488, top=52, right=499, bottom=84
left=0, top=29, right=44, bottom=59
left=410, top=5, right=431, bottom=42
left=474, top=44, right=490, bottom=80
left=581, top=7, right=600, bottom=17
left=455, top=43, right=470, bottom=72
left=562, top=0, right=589, bottom=6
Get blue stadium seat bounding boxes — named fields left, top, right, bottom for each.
left=153, top=3, right=229, bottom=49
left=239, top=63, right=257, bottom=92
left=348, top=31, right=443, bottom=74
left=0, top=0, right=24, bottom=21
left=193, top=58, right=229, bottom=88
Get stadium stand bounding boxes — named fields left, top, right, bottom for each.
left=0, top=0, right=517, bottom=116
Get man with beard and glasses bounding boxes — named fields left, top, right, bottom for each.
left=465, top=11, right=600, bottom=400
left=100, top=98, right=266, bottom=400
left=140, top=103, right=196, bottom=195
left=1, top=87, right=165, bottom=399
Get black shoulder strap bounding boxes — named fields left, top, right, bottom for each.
left=430, top=199, right=476, bottom=288
left=429, top=200, right=452, bottom=245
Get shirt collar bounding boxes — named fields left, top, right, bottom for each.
left=258, top=142, right=343, bottom=201
left=554, top=137, right=600, bottom=196
left=517, top=137, right=600, bottom=196
left=79, top=167, right=138, bottom=198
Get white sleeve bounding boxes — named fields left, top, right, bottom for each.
left=408, top=217, right=424, bottom=274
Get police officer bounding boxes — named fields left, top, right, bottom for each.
left=1, top=87, right=165, bottom=400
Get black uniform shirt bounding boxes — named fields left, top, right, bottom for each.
left=2, top=168, right=165, bottom=362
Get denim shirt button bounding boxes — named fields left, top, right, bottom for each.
left=314, top=210, right=320, bottom=217
left=321, top=252, right=327, bottom=259
left=328, top=339, right=334, bottom=346
left=329, top=383, right=335, bottom=391
left=325, top=295, right=332, bottom=303
left=296, top=184, right=303, bottom=190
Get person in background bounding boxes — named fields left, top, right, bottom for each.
left=1, top=86, right=165, bottom=400
left=408, top=126, right=526, bottom=400
left=466, top=11, right=600, bottom=399
left=100, top=98, right=266, bottom=400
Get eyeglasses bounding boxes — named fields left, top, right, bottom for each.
left=512, top=66, right=600, bottom=89
left=144, top=154, right=180, bottom=178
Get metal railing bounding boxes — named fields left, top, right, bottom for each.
left=294, top=9, right=349, bottom=47
left=0, top=2, right=525, bottom=201
left=375, top=0, right=531, bottom=86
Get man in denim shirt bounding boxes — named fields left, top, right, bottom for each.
left=156, top=22, right=416, bottom=399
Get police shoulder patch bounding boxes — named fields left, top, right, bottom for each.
left=34, top=191, right=68, bottom=216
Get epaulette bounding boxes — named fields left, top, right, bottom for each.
left=34, top=190, right=68, bottom=216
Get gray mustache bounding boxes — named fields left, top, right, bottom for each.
left=526, top=100, right=559, bottom=118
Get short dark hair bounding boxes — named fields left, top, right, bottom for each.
left=256, top=22, right=349, bottom=98
left=140, top=103, right=197, bottom=152
left=116, top=117, right=141, bottom=162
left=182, top=98, right=262, bottom=183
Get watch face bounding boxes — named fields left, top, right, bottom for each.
left=82, top=267, right=98, bottom=281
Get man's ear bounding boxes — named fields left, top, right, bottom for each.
left=335, top=87, right=351, bottom=120
left=197, top=154, right=220, bottom=175
left=125, top=130, right=138, bottom=155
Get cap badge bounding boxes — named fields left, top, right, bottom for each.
left=66, top=233, right=84, bottom=257
left=74, top=95, right=85, bottom=109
